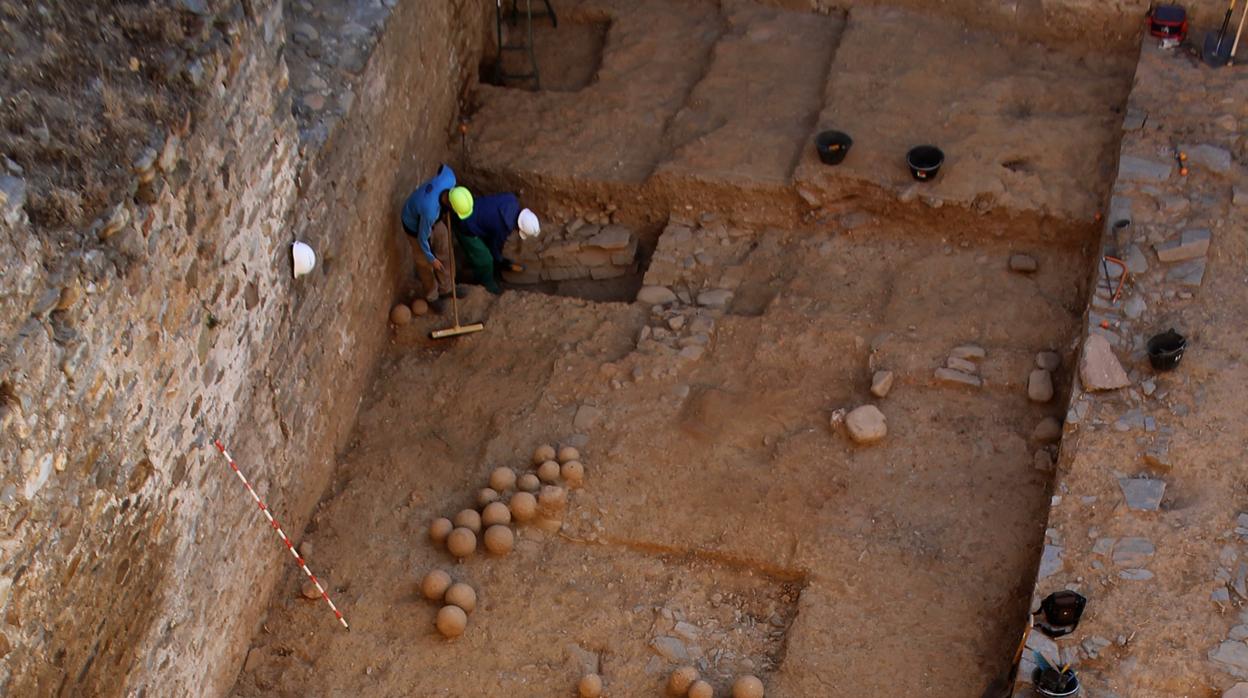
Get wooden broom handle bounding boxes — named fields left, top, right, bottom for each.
left=1232, top=2, right=1248, bottom=61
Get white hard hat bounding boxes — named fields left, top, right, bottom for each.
left=292, top=241, right=316, bottom=277
left=517, top=208, right=540, bottom=240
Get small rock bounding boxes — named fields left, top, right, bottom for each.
left=1028, top=369, right=1054, bottom=403
left=1179, top=143, right=1232, bottom=174
left=1112, top=537, right=1155, bottom=566
left=679, top=345, right=705, bottom=361
left=1154, top=228, right=1211, bottom=263
left=844, top=405, right=887, bottom=444
left=667, top=316, right=685, bottom=331
left=1211, top=641, right=1248, bottom=677
left=1031, top=417, right=1062, bottom=443
left=949, top=344, right=986, bottom=361
left=696, top=289, right=733, bottom=309
left=301, top=579, right=322, bottom=599
left=1038, top=544, right=1063, bottom=578
left=870, top=370, right=894, bottom=398
left=573, top=405, right=602, bottom=430
left=292, top=22, right=320, bottom=42
left=1035, top=351, right=1060, bottom=371
left=947, top=356, right=978, bottom=374
left=1119, top=568, right=1154, bottom=581
left=650, top=636, right=689, bottom=662
left=1118, top=477, right=1166, bottom=511
left=934, top=367, right=982, bottom=387
left=303, top=93, right=326, bottom=111
left=1009, top=253, right=1038, bottom=273
left=1079, top=334, right=1129, bottom=391
left=637, top=286, right=677, bottom=306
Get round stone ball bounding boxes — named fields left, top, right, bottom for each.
left=537, top=460, right=561, bottom=484
left=733, top=675, right=764, bottom=698
left=557, top=446, right=580, bottom=464
left=435, top=604, right=467, bottom=638
left=578, top=673, right=604, bottom=697
left=518, top=473, right=541, bottom=492
left=420, top=569, right=452, bottom=601
left=444, top=581, right=477, bottom=614
left=453, top=508, right=482, bottom=534
left=482, top=501, right=511, bottom=527
left=390, top=303, right=412, bottom=325
left=509, top=491, right=538, bottom=522
left=532, top=444, right=556, bottom=465
left=410, top=299, right=429, bottom=316
left=476, top=487, right=501, bottom=508
left=668, top=666, right=699, bottom=695
left=688, top=679, right=714, bottom=698
left=561, top=460, right=585, bottom=488
left=483, top=525, right=514, bottom=555
left=446, top=527, right=476, bottom=558
left=428, top=518, right=453, bottom=547
left=489, top=466, right=517, bottom=491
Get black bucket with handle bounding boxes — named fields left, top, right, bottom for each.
left=1147, top=329, right=1186, bottom=371
left=816, top=130, right=853, bottom=165
left=906, top=145, right=944, bottom=181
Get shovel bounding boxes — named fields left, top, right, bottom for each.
left=1204, top=0, right=1238, bottom=66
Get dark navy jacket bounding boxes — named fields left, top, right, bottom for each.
left=453, top=193, right=520, bottom=263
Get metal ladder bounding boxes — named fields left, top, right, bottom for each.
left=494, top=0, right=557, bottom=90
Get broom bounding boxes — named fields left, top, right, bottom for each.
left=430, top=211, right=485, bottom=339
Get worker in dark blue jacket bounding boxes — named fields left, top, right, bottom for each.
left=451, top=192, right=541, bottom=294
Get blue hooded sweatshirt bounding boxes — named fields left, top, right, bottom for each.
left=453, top=193, right=521, bottom=263
left=401, top=164, right=456, bottom=262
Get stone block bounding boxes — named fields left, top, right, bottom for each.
left=1179, top=143, right=1232, bottom=174
left=575, top=248, right=613, bottom=267
left=589, top=265, right=628, bottom=280
left=1154, top=228, right=1210, bottom=263
left=1118, top=155, right=1172, bottom=182
left=1166, top=258, right=1207, bottom=287
left=543, top=265, right=588, bottom=281
left=586, top=225, right=633, bottom=251
left=934, top=368, right=982, bottom=387
left=636, top=286, right=677, bottom=305
left=1079, top=334, right=1129, bottom=391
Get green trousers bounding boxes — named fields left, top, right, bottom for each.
left=456, top=233, right=501, bottom=294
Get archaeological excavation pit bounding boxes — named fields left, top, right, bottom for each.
left=10, top=0, right=1227, bottom=696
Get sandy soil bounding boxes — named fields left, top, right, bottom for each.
left=233, top=220, right=1091, bottom=696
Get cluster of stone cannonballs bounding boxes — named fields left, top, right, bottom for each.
left=419, top=569, right=477, bottom=639
left=390, top=299, right=430, bottom=326
left=668, top=667, right=764, bottom=698
left=422, top=442, right=588, bottom=638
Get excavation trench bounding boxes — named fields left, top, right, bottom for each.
left=232, top=0, right=1137, bottom=695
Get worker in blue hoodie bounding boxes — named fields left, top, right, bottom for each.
left=451, top=192, right=541, bottom=294
left=401, top=164, right=464, bottom=310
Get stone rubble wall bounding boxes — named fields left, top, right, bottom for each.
left=0, top=0, right=489, bottom=694
left=502, top=219, right=640, bottom=284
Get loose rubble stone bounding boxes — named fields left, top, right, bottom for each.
left=1118, top=477, right=1166, bottom=511
left=696, top=289, right=733, bottom=309
left=1154, top=228, right=1211, bottom=263
left=0, top=175, right=27, bottom=226
left=1112, top=537, right=1155, bottom=566
left=1079, top=334, right=1129, bottom=391
left=586, top=225, right=632, bottom=250
left=1179, top=143, right=1232, bottom=174
left=1031, top=417, right=1062, bottom=443
left=844, top=405, right=887, bottom=444
left=947, top=356, right=978, bottom=374
left=1118, top=155, right=1173, bottom=182
left=1009, top=253, right=1038, bottom=273
left=1028, top=369, right=1054, bottom=403
left=1038, top=544, right=1063, bottom=578
left=1123, top=244, right=1149, bottom=274
left=870, top=370, right=894, bottom=398
left=650, top=636, right=690, bottom=662
left=1225, top=682, right=1248, bottom=698
left=1119, top=568, right=1154, bottom=581
left=1166, top=258, right=1207, bottom=287
left=949, top=345, right=986, bottom=361
left=935, top=368, right=982, bottom=387
left=1211, top=641, right=1248, bottom=678
left=637, top=286, right=677, bottom=306
left=1036, top=352, right=1060, bottom=371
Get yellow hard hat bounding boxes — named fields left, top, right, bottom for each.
left=448, top=186, right=474, bottom=219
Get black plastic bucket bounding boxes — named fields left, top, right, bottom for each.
left=816, top=130, right=853, bottom=165
left=906, top=145, right=944, bottom=181
left=1147, top=329, right=1186, bottom=371
left=1034, top=668, right=1080, bottom=697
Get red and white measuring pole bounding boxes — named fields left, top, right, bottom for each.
left=213, top=438, right=349, bottom=630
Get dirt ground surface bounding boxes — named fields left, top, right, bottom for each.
left=233, top=224, right=1091, bottom=696
left=230, top=1, right=1150, bottom=696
